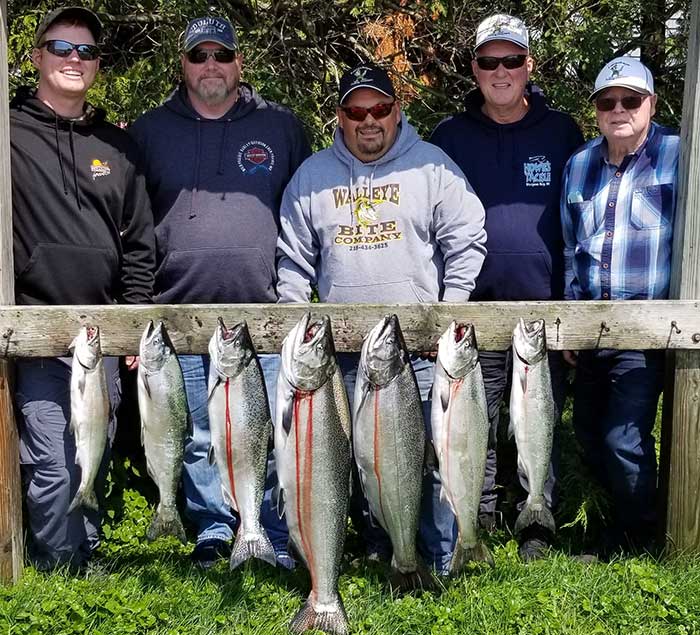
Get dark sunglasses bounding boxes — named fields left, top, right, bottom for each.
left=340, top=101, right=395, bottom=122
left=186, top=48, right=237, bottom=64
left=475, top=54, right=527, bottom=71
left=595, top=94, right=645, bottom=112
left=41, top=39, right=100, bottom=61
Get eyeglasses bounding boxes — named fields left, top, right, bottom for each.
left=41, top=40, right=100, bottom=61
left=595, top=95, right=645, bottom=112
left=186, top=48, right=237, bottom=64
left=475, top=54, right=527, bottom=71
left=339, top=101, right=395, bottom=122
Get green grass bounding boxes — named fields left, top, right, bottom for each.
left=2, top=398, right=699, bottom=634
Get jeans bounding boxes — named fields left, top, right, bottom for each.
left=338, top=353, right=456, bottom=573
left=479, top=350, right=566, bottom=522
left=179, top=353, right=289, bottom=552
left=572, top=349, right=663, bottom=545
left=15, top=356, right=121, bottom=570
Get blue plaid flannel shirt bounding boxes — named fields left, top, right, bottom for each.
left=560, top=122, right=679, bottom=301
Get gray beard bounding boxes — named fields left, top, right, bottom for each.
left=192, top=78, right=233, bottom=106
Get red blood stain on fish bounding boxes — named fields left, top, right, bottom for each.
left=224, top=378, right=239, bottom=512
left=294, top=390, right=317, bottom=586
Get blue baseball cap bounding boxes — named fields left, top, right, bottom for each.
left=183, top=16, right=238, bottom=52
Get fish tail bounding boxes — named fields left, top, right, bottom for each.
left=67, top=486, right=98, bottom=514
left=514, top=496, right=556, bottom=535
left=389, top=559, right=435, bottom=593
left=229, top=527, right=277, bottom=570
left=449, top=540, right=494, bottom=575
left=289, top=595, right=349, bottom=635
left=147, top=504, right=187, bottom=544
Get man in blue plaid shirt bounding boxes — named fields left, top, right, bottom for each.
left=561, top=56, right=679, bottom=557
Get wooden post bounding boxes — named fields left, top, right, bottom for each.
left=666, top=0, right=700, bottom=555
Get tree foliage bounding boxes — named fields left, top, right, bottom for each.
left=7, top=0, right=690, bottom=148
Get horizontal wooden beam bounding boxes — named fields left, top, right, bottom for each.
left=0, top=300, right=698, bottom=356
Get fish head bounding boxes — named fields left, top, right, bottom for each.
left=139, top=320, right=174, bottom=371
left=70, top=325, right=102, bottom=369
left=361, top=314, right=407, bottom=386
left=512, top=318, right=547, bottom=365
left=211, top=318, right=254, bottom=377
left=282, top=313, right=336, bottom=391
left=437, top=322, right=479, bottom=379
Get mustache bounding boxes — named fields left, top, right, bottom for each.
left=357, top=126, right=383, bottom=134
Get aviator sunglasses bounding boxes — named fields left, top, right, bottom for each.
left=475, top=54, right=527, bottom=71
left=595, top=94, right=645, bottom=112
left=186, top=48, right=237, bottom=64
left=340, top=101, right=395, bottom=122
left=41, top=39, right=100, bottom=61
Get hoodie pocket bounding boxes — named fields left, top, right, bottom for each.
left=324, top=279, right=425, bottom=303
left=155, top=247, right=276, bottom=303
left=630, top=184, right=674, bottom=230
left=16, top=243, right=118, bottom=304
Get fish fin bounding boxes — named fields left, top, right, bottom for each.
left=289, top=594, right=349, bottom=635
left=281, top=388, right=295, bottom=435
left=221, top=485, right=238, bottom=513
left=424, top=439, right=439, bottom=471
left=67, top=486, right=98, bottom=514
left=207, top=445, right=216, bottom=465
left=78, top=372, right=86, bottom=395
left=142, top=373, right=151, bottom=399
left=514, top=497, right=556, bottom=535
left=207, top=376, right=222, bottom=405
left=274, top=485, right=285, bottom=520
left=449, top=540, right=494, bottom=575
left=389, top=559, right=435, bottom=593
left=230, top=527, right=276, bottom=570
left=439, top=381, right=450, bottom=413
left=147, top=504, right=187, bottom=544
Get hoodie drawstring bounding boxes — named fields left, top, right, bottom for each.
left=217, top=121, right=230, bottom=176
left=67, top=121, right=82, bottom=211
left=54, top=114, right=69, bottom=197
left=189, top=120, right=202, bottom=219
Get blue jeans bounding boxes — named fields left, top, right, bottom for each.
left=572, top=349, right=663, bottom=545
left=15, top=357, right=121, bottom=570
left=180, top=353, right=289, bottom=552
left=338, top=353, right=456, bottom=573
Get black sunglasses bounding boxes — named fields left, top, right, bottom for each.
left=41, top=39, right=100, bottom=61
left=340, top=101, right=395, bottom=122
left=186, top=48, right=237, bottom=64
left=595, top=95, right=645, bottom=112
left=475, top=54, right=527, bottom=71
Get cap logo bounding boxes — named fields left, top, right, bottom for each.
left=351, top=67, right=371, bottom=85
left=606, top=61, right=629, bottom=80
left=189, top=17, right=229, bottom=37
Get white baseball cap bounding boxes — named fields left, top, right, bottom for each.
left=590, top=56, right=654, bottom=100
left=475, top=14, right=529, bottom=51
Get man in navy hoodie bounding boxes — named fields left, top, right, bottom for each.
left=130, top=16, right=311, bottom=568
left=430, top=14, right=583, bottom=561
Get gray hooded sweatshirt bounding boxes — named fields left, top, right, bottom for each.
left=276, top=114, right=487, bottom=303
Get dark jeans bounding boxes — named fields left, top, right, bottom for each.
left=16, top=357, right=121, bottom=570
left=572, top=349, right=663, bottom=544
left=479, top=350, right=566, bottom=522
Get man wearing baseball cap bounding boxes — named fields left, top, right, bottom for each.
left=430, top=14, right=583, bottom=561
left=11, top=6, right=155, bottom=571
left=277, top=63, right=487, bottom=578
left=561, top=57, right=679, bottom=557
left=130, top=15, right=310, bottom=569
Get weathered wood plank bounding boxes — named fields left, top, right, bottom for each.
left=0, top=300, right=698, bottom=356
left=666, top=0, right=700, bottom=557
left=0, top=0, right=22, bottom=583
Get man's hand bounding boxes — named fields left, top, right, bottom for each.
left=419, top=351, right=438, bottom=361
left=562, top=350, right=578, bottom=367
left=125, top=355, right=139, bottom=371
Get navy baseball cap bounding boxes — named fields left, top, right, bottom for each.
left=183, top=16, right=238, bottom=52
left=339, top=64, right=396, bottom=104
left=34, top=6, right=102, bottom=47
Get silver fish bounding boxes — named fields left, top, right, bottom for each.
left=137, top=320, right=188, bottom=543
left=353, top=314, right=427, bottom=590
left=207, top=318, right=275, bottom=569
left=68, top=325, right=109, bottom=513
left=431, top=322, right=493, bottom=573
left=510, top=318, right=556, bottom=535
left=276, top=313, right=351, bottom=635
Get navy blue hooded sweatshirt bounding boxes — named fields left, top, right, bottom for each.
left=430, top=85, right=583, bottom=300
left=130, top=82, right=311, bottom=304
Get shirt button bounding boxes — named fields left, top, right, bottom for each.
left=606, top=231, right=613, bottom=237
left=608, top=202, right=615, bottom=208
left=603, top=292, right=609, bottom=299
left=602, top=263, right=609, bottom=269
left=615, top=171, right=622, bottom=178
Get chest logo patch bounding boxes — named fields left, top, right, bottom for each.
left=90, top=159, right=111, bottom=180
left=237, top=141, right=275, bottom=174
left=524, top=155, right=551, bottom=187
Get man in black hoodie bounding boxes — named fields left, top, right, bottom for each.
left=430, top=14, right=583, bottom=561
left=10, top=7, right=155, bottom=571
left=130, top=16, right=311, bottom=569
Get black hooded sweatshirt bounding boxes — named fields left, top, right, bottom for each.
left=430, top=85, right=584, bottom=301
left=129, top=83, right=311, bottom=304
left=10, top=87, right=155, bottom=305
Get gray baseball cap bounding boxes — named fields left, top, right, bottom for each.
left=34, top=6, right=102, bottom=47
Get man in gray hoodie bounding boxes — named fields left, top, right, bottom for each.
left=276, top=64, right=487, bottom=574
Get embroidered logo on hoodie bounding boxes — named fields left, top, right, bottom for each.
left=90, top=159, right=111, bottom=180
left=237, top=141, right=275, bottom=174
left=523, top=155, right=551, bottom=187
